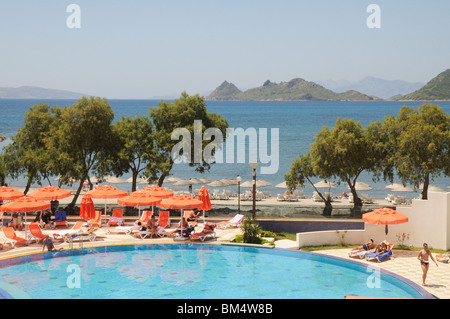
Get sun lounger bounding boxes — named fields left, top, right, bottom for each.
left=436, top=254, right=449, bottom=263
left=215, top=214, right=244, bottom=229
left=53, top=221, right=84, bottom=241
left=190, top=223, right=216, bottom=242
left=276, top=194, right=285, bottom=201
left=158, top=210, right=170, bottom=228
left=53, top=211, right=68, bottom=228
left=108, top=208, right=124, bottom=226
left=104, top=226, right=133, bottom=234
left=135, top=210, right=152, bottom=225
left=66, top=226, right=99, bottom=243
left=132, top=226, right=166, bottom=239
left=2, top=227, right=29, bottom=247
left=27, top=222, right=46, bottom=243
left=365, top=244, right=394, bottom=262
left=348, top=248, right=375, bottom=259
left=88, top=210, right=102, bottom=227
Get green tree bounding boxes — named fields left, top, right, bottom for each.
left=310, top=118, right=376, bottom=209
left=384, top=104, right=450, bottom=199
left=150, top=92, right=228, bottom=185
left=2, top=103, right=61, bottom=194
left=112, top=115, right=159, bottom=192
left=284, top=153, right=331, bottom=206
left=46, top=97, right=117, bottom=206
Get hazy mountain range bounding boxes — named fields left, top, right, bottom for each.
left=318, top=77, right=425, bottom=100
left=0, top=86, right=85, bottom=99
left=1, top=69, right=449, bottom=100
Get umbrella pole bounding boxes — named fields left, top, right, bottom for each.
left=385, top=224, right=388, bottom=235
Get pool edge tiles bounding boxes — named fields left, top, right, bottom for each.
left=0, top=243, right=435, bottom=299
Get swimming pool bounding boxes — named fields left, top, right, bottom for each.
left=0, top=244, right=433, bottom=299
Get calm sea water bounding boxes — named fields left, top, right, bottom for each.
left=1, top=98, right=449, bottom=199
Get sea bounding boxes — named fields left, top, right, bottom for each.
left=1, top=98, right=449, bottom=200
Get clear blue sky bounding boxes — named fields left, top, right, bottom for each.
left=1, top=0, right=449, bottom=99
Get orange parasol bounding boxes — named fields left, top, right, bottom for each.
left=363, top=207, right=409, bottom=235
left=86, top=185, right=127, bottom=225
left=140, top=185, right=174, bottom=199
left=0, top=197, right=51, bottom=237
left=197, top=186, right=211, bottom=211
left=28, top=186, right=71, bottom=201
left=197, top=186, right=211, bottom=224
left=0, top=186, right=25, bottom=201
left=80, top=194, right=96, bottom=220
left=86, top=185, right=127, bottom=199
left=0, top=196, right=51, bottom=213
left=160, top=195, right=204, bottom=210
left=118, top=191, right=162, bottom=218
left=160, top=195, right=204, bottom=241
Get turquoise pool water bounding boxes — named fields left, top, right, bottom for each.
left=0, top=244, right=432, bottom=299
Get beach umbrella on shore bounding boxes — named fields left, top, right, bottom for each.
left=314, top=180, right=335, bottom=189
left=385, top=183, right=402, bottom=190
left=105, top=175, right=128, bottom=184
left=363, top=207, right=408, bottom=235
left=207, top=180, right=227, bottom=187
left=0, top=186, right=25, bottom=201
left=164, top=176, right=181, bottom=183
left=418, top=184, right=445, bottom=192
left=198, top=178, right=212, bottom=184
left=86, top=185, right=127, bottom=225
left=347, top=182, right=373, bottom=191
left=118, top=191, right=161, bottom=218
left=80, top=194, right=95, bottom=220
left=240, top=180, right=272, bottom=188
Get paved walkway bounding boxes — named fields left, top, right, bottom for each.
left=316, top=248, right=449, bottom=299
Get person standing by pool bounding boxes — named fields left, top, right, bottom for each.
left=417, top=243, right=438, bottom=285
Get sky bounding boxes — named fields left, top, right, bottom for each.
left=1, top=0, right=449, bottom=99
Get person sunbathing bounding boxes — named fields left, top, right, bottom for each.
left=373, top=241, right=389, bottom=256
left=352, top=239, right=375, bottom=252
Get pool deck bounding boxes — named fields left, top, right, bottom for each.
left=0, top=220, right=448, bottom=299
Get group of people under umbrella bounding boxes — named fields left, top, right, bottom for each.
left=0, top=183, right=212, bottom=242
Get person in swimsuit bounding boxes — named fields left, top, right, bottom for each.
left=417, top=243, right=438, bottom=285
left=42, top=235, right=62, bottom=252
left=352, top=239, right=375, bottom=253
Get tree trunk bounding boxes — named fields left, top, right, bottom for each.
left=158, top=173, right=166, bottom=187
left=24, top=177, right=32, bottom=195
left=71, top=179, right=85, bottom=207
left=421, top=174, right=429, bottom=200
left=131, top=170, right=138, bottom=192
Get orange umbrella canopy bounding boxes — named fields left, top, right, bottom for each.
left=86, top=185, right=127, bottom=199
left=160, top=195, right=204, bottom=210
left=80, top=194, right=95, bottom=220
left=197, top=186, right=211, bottom=211
left=363, top=207, right=408, bottom=235
left=28, top=186, right=71, bottom=201
left=0, top=186, right=25, bottom=201
left=140, top=186, right=174, bottom=199
left=0, top=196, right=51, bottom=212
left=118, top=191, right=162, bottom=207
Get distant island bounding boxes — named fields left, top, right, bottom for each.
left=207, top=78, right=381, bottom=101
left=395, top=69, right=450, bottom=101
left=0, top=86, right=87, bottom=99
